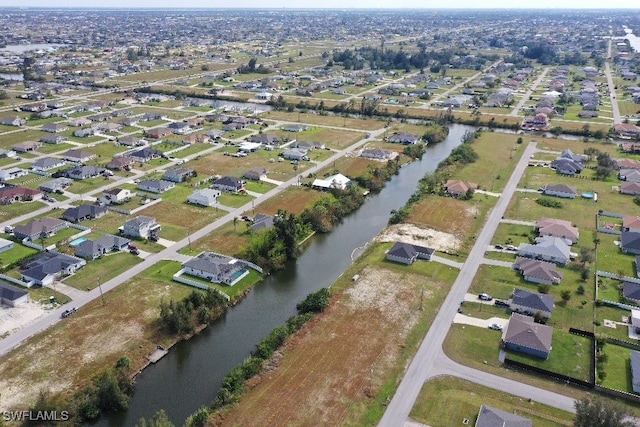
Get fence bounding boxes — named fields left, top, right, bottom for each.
left=0, top=273, right=31, bottom=288
left=205, top=251, right=264, bottom=274
left=605, top=337, right=640, bottom=351
left=598, top=212, right=625, bottom=219
left=597, top=271, right=640, bottom=285
left=503, top=358, right=594, bottom=389
left=598, top=299, right=638, bottom=311
left=172, top=269, right=230, bottom=301
left=595, top=385, right=640, bottom=403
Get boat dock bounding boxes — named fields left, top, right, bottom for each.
left=148, top=346, right=168, bottom=363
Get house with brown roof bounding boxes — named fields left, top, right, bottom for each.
left=621, top=181, right=640, bottom=196
left=1, top=116, right=26, bottom=127
left=107, top=156, right=135, bottom=171
left=503, top=313, right=553, bottom=359
left=14, top=217, right=69, bottom=241
left=145, top=128, right=172, bottom=139
left=63, top=149, right=96, bottom=163
left=0, top=185, right=43, bottom=204
left=521, top=113, right=550, bottom=131
left=444, top=180, right=478, bottom=197
left=513, top=257, right=563, bottom=285
left=12, top=141, right=42, bottom=153
left=535, top=218, right=579, bottom=245
left=617, top=159, right=640, bottom=170
left=387, top=132, right=421, bottom=145
left=614, top=123, right=640, bottom=138
left=624, top=216, right=640, bottom=233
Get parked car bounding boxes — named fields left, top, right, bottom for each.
left=506, top=245, right=517, bottom=251
left=61, top=307, right=78, bottom=318
left=128, top=243, right=138, bottom=250
left=494, top=299, right=509, bottom=307
left=488, top=323, right=503, bottom=331
left=478, top=293, right=493, bottom=301
left=494, top=244, right=504, bottom=250
left=130, top=248, right=140, bottom=255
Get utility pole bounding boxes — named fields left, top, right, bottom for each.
left=97, top=277, right=105, bottom=305
left=420, top=287, right=424, bottom=311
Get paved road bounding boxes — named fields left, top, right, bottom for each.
left=0, top=128, right=386, bottom=358
left=604, top=59, right=622, bottom=125
left=379, top=141, right=539, bottom=427
left=510, top=67, right=550, bottom=117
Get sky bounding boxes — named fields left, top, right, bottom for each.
left=0, top=0, right=639, bottom=8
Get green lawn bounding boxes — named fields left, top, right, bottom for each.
left=410, top=376, right=574, bottom=427
left=0, top=243, right=39, bottom=269
left=218, top=192, right=254, bottom=208
left=244, top=180, right=277, bottom=194
left=63, top=252, right=143, bottom=290
left=600, top=343, right=633, bottom=391
left=0, top=201, right=48, bottom=222
left=595, top=304, right=633, bottom=342
left=491, top=223, right=536, bottom=247
left=506, top=329, right=593, bottom=382
left=597, top=233, right=636, bottom=279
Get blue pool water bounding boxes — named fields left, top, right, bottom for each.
left=70, top=237, right=88, bottom=247
left=581, top=192, right=594, bottom=199
left=230, top=269, right=247, bottom=282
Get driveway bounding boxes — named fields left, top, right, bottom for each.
left=430, top=254, right=463, bottom=269
left=453, top=313, right=508, bottom=330
left=51, top=281, right=87, bottom=300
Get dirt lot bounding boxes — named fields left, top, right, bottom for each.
left=212, top=265, right=438, bottom=427
left=0, top=301, right=47, bottom=337
left=375, top=223, right=461, bottom=253
left=406, top=196, right=478, bottom=238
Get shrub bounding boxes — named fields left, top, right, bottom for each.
left=296, top=288, right=330, bottom=314
left=535, top=197, right=563, bottom=209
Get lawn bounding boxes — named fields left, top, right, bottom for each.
left=179, top=220, right=250, bottom=259
left=600, top=343, right=633, bottom=392
left=506, top=329, right=594, bottom=382
left=255, top=186, right=328, bottom=216
left=63, top=252, right=143, bottom=290
left=263, top=110, right=386, bottom=131
left=243, top=180, right=276, bottom=194
left=410, top=376, right=574, bottom=427
left=597, top=233, right=636, bottom=279
left=0, top=201, right=48, bottom=222
left=491, top=222, right=536, bottom=247
left=0, top=243, right=39, bottom=268
left=218, top=192, right=254, bottom=208
left=595, top=304, right=633, bottom=342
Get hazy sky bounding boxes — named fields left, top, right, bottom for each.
left=0, top=0, right=639, bottom=8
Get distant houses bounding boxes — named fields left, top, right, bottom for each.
left=387, top=132, right=421, bottom=145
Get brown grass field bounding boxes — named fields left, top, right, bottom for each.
left=407, top=196, right=478, bottom=237
left=211, top=264, right=445, bottom=427
left=263, top=111, right=386, bottom=131
left=254, top=186, right=328, bottom=216
left=0, top=261, right=193, bottom=411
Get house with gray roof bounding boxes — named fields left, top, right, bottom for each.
left=20, top=251, right=86, bottom=287
left=183, top=252, right=252, bottom=286
left=509, top=288, right=555, bottom=318
left=62, top=203, right=108, bottom=223
left=75, top=234, right=131, bottom=260
left=163, top=167, right=195, bottom=183
left=32, top=157, right=65, bottom=172
left=14, top=218, right=69, bottom=241
left=39, top=177, right=71, bottom=193
left=621, top=231, right=640, bottom=255
left=250, top=213, right=275, bottom=232
left=543, top=184, right=577, bottom=199
left=63, top=149, right=96, bottom=163
left=128, top=147, right=162, bottom=162
left=0, top=238, right=14, bottom=254
left=137, top=179, right=175, bottom=194
left=187, top=188, right=221, bottom=207
left=41, top=123, right=68, bottom=133
left=65, top=165, right=105, bottom=180
left=518, top=236, right=571, bottom=266
left=282, top=148, right=308, bottom=161
left=122, top=216, right=161, bottom=239
left=624, top=282, right=640, bottom=305
left=249, top=133, right=282, bottom=146
left=387, top=132, right=421, bottom=145
left=243, top=167, right=268, bottom=181
left=386, top=242, right=434, bottom=265
left=0, top=281, right=30, bottom=307
left=360, top=148, right=393, bottom=160
left=40, top=135, right=66, bottom=144
left=475, top=404, right=532, bottom=427
left=503, top=313, right=553, bottom=359
left=213, top=176, right=245, bottom=193
left=619, top=169, right=640, bottom=183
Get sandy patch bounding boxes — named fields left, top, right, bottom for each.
left=375, top=223, right=461, bottom=253
left=0, top=301, right=48, bottom=337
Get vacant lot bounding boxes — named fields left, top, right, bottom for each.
left=410, top=376, right=574, bottom=427
left=263, top=111, right=386, bottom=131
left=255, top=186, right=328, bottom=216
left=212, top=251, right=451, bottom=427
left=0, top=261, right=194, bottom=411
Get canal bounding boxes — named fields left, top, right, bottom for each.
left=98, top=124, right=473, bottom=427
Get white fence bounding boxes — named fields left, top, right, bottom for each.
left=172, top=269, right=230, bottom=301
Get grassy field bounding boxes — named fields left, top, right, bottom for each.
left=63, top=252, right=143, bottom=290
left=263, top=110, right=386, bottom=131
left=254, top=186, right=328, bottom=216
left=0, top=243, right=39, bottom=268
left=0, top=200, right=48, bottom=222
left=600, top=343, right=633, bottom=391
left=181, top=220, right=250, bottom=259
left=506, top=329, right=593, bottom=382
left=0, top=260, right=196, bottom=411
left=410, top=376, right=574, bottom=427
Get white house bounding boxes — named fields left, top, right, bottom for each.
left=312, top=173, right=352, bottom=191
left=0, top=237, right=14, bottom=254
left=122, top=216, right=161, bottom=239
left=0, top=282, right=30, bottom=307
left=187, top=189, right=221, bottom=207
left=102, top=188, right=132, bottom=204
left=0, top=168, right=28, bottom=181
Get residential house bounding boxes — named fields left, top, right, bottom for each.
left=312, top=173, right=352, bottom=191
left=503, top=313, right=553, bottom=359
left=137, top=179, right=175, bottom=194
left=128, top=147, right=162, bottom=163
left=360, top=148, right=393, bottom=160
left=0, top=168, right=28, bottom=181
left=182, top=252, right=251, bottom=286
left=213, top=176, right=245, bottom=193
left=622, top=231, right=640, bottom=255
left=183, top=133, right=210, bottom=144
left=614, top=123, right=640, bottom=139
left=75, top=234, right=131, bottom=260
left=550, top=158, right=583, bottom=175
left=474, top=405, right=532, bottom=427
left=282, top=148, right=309, bottom=161
left=521, top=113, right=551, bottom=131
left=387, top=132, right=421, bottom=145
left=518, top=236, right=571, bottom=265
left=282, top=124, right=308, bottom=132
left=145, top=128, right=172, bottom=139
left=62, top=204, right=108, bottom=223
left=543, top=184, right=577, bottom=199
left=535, top=218, right=579, bottom=245
left=0, top=185, right=42, bottom=204
left=249, top=133, right=282, bottom=146
left=445, top=180, right=478, bottom=198
left=12, top=141, right=42, bottom=153
left=187, top=188, right=221, bottom=207
left=14, top=217, right=69, bottom=241
left=41, top=123, right=68, bottom=133
left=102, top=188, right=132, bottom=205
left=1, top=116, right=26, bottom=127
left=122, top=216, right=161, bottom=239
left=0, top=238, right=14, bottom=254
left=68, top=117, right=92, bottom=127
left=107, top=156, right=135, bottom=171
left=63, top=149, right=96, bottom=163
left=619, top=169, right=640, bottom=182
left=509, top=288, right=555, bottom=318
left=617, top=159, right=640, bottom=170
left=294, top=141, right=325, bottom=150
left=163, top=167, right=195, bottom=183
left=39, top=178, right=71, bottom=193
left=20, top=251, right=86, bottom=287
left=73, top=128, right=96, bottom=138
left=167, top=122, right=191, bottom=135
left=40, top=135, right=66, bottom=144
left=513, top=257, right=563, bottom=285
left=0, top=282, right=30, bottom=307
left=385, top=242, right=434, bottom=265
left=623, top=282, right=640, bottom=305
left=621, top=182, right=640, bottom=196
left=65, top=165, right=104, bottom=180
left=631, top=350, right=640, bottom=394
left=32, top=158, right=65, bottom=172
left=243, top=167, right=268, bottom=181
left=0, top=149, right=16, bottom=159
left=250, top=213, right=275, bottom=232
left=119, top=117, right=139, bottom=127
left=624, top=216, right=640, bottom=233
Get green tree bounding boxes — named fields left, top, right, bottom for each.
left=296, top=288, right=330, bottom=314
left=95, top=370, right=129, bottom=412
left=561, top=290, right=571, bottom=302
left=135, top=409, right=175, bottom=427
left=574, top=396, right=634, bottom=427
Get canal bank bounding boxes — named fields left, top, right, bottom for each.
left=97, top=124, right=473, bottom=427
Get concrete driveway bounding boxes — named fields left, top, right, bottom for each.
left=453, top=313, right=509, bottom=330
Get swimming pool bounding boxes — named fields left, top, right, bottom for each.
left=581, top=192, right=594, bottom=199
left=70, top=237, right=89, bottom=247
